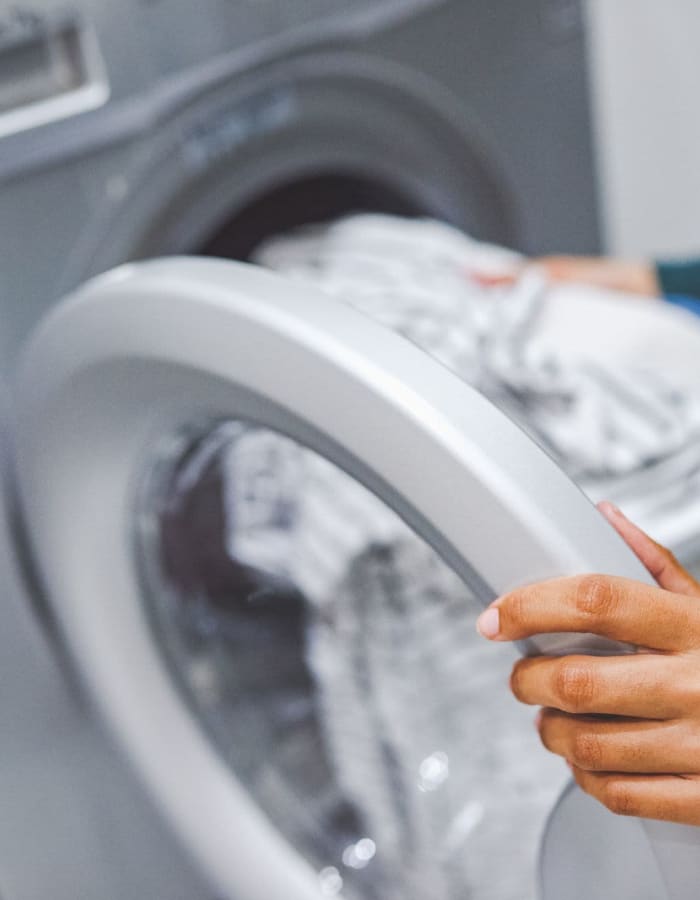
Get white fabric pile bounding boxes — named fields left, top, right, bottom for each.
left=254, top=214, right=700, bottom=554
left=222, top=425, right=562, bottom=900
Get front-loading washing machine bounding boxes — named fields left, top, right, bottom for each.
left=1, top=2, right=666, bottom=898
left=10, top=256, right=700, bottom=900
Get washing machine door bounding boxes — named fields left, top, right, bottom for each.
left=13, top=258, right=698, bottom=900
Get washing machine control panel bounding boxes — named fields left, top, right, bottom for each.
left=0, top=4, right=107, bottom=136
left=0, top=0, right=445, bottom=118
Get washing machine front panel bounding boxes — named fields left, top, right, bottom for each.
left=0, top=0, right=442, bottom=113
left=16, top=257, right=693, bottom=900
left=85, top=53, right=516, bottom=273
left=0, top=48, right=514, bottom=375
left=0, top=0, right=598, bottom=375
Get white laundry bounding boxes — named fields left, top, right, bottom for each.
left=218, top=213, right=700, bottom=645
left=221, top=426, right=560, bottom=900
left=255, top=214, right=700, bottom=479
left=255, top=214, right=700, bottom=554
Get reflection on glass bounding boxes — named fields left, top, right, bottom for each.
left=136, top=421, right=565, bottom=900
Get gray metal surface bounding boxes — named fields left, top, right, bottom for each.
left=0, top=389, right=211, bottom=900
left=540, top=785, right=668, bottom=900
left=0, top=0, right=599, bottom=374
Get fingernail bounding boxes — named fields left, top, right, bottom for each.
left=534, top=710, right=543, bottom=730
left=476, top=607, right=500, bottom=639
left=597, top=500, right=624, bottom=520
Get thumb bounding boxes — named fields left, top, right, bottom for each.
left=597, top=501, right=700, bottom=597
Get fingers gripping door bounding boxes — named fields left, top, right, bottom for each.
left=12, top=258, right=690, bottom=899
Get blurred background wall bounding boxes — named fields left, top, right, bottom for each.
left=588, top=0, right=700, bottom=258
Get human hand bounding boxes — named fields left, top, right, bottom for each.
left=472, top=256, right=661, bottom=297
left=476, top=501, right=700, bottom=824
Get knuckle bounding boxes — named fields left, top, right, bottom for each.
left=574, top=575, right=617, bottom=624
left=554, top=662, right=596, bottom=712
left=571, top=730, right=604, bottom=770
left=504, top=589, right=527, bottom=631
left=602, top=780, right=639, bottom=817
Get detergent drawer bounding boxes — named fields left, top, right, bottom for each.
left=13, top=258, right=689, bottom=900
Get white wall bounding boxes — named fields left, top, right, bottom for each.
left=586, top=0, right=700, bottom=258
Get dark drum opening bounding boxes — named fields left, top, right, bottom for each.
left=197, top=173, right=426, bottom=261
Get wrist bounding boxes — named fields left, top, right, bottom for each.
left=622, top=260, right=660, bottom=297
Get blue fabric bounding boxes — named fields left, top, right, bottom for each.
left=664, top=293, right=700, bottom=317
left=657, top=259, right=700, bottom=299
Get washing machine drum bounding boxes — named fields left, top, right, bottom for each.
left=14, top=259, right=700, bottom=899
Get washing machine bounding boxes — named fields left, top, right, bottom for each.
left=10, top=256, right=700, bottom=900
left=0, top=2, right=669, bottom=899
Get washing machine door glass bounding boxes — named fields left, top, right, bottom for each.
left=136, top=417, right=552, bottom=900
left=14, top=258, right=665, bottom=900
